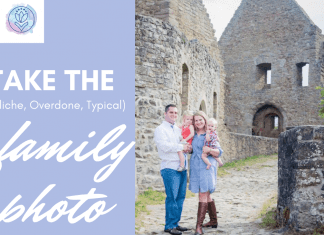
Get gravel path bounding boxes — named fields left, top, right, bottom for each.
left=137, top=158, right=280, bottom=235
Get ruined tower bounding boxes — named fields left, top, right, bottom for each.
left=219, top=0, right=324, bottom=138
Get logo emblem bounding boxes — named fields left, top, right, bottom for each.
left=7, top=5, right=37, bottom=34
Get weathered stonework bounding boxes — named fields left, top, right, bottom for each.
left=219, top=0, right=324, bottom=137
left=224, top=132, right=278, bottom=162
left=136, top=0, right=221, bottom=61
left=135, top=14, right=225, bottom=192
left=277, top=126, right=324, bottom=232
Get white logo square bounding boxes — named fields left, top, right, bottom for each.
left=0, top=0, right=44, bottom=43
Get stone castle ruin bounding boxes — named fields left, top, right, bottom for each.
left=219, top=0, right=324, bottom=139
left=135, top=0, right=226, bottom=193
left=135, top=0, right=324, bottom=195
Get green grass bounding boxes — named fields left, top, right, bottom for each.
left=259, top=194, right=277, bottom=217
left=135, top=186, right=196, bottom=233
left=135, top=186, right=195, bottom=218
left=186, top=189, right=195, bottom=198
left=135, top=188, right=165, bottom=218
left=260, top=209, right=277, bottom=228
left=258, top=194, right=278, bottom=229
left=218, top=154, right=278, bottom=177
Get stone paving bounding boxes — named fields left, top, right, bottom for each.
left=137, top=158, right=280, bottom=235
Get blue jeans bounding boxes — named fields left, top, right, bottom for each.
left=160, top=169, right=187, bottom=230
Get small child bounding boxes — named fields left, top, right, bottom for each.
left=177, top=110, right=195, bottom=172
left=201, top=118, right=224, bottom=169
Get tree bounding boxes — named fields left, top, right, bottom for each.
left=315, top=86, right=324, bottom=118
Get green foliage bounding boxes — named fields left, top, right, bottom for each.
left=313, top=226, right=324, bottom=235
left=259, top=195, right=277, bottom=218
left=258, top=194, right=278, bottom=229
left=260, top=209, right=277, bottom=228
left=316, top=86, right=324, bottom=118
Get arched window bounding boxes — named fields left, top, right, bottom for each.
left=199, top=100, right=207, bottom=114
left=181, top=63, right=189, bottom=115
left=213, top=92, right=217, bottom=119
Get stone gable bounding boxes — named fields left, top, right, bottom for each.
left=219, top=0, right=324, bottom=137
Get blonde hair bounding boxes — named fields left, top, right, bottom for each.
left=208, top=118, right=217, bottom=129
left=182, top=110, right=194, bottom=122
left=193, top=111, right=208, bottom=132
left=179, top=110, right=194, bottom=128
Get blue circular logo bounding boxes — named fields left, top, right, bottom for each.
left=7, top=5, right=37, bottom=34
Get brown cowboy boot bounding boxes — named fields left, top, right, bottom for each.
left=194, top=202, right=208, bottom=235
left=202, top=200, right=218, bottom=228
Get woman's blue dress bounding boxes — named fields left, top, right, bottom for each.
left=189, top=133, right=222, bottom=194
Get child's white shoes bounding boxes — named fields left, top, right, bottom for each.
left=177, top=166, right=186, bottom=172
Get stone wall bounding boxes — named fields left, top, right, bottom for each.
left=277, top=126, right=324, bottom=232
left=222, top=132, right=278, bottom=163
left=135, top=0, right=221, bottom=61
left=219, top=0, right=324, bottom=137
left=135, top=14, right=225, bottom=193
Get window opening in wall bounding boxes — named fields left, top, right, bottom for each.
left=264, top=114, right=278, bottom=130
left=296, top=62, right=309, bottom=86
left=274, top=116, right=279, bottom=129
left=267, top=70, right=271, bottom=84
left=213, top=92, right=217, bottom=119
left=257, top=63, right=271, bottom=85
left=302, top=64, right=309, bottom=86
left=181, top=63, right=189, bottom=115
left=199, top=100, right=207, bottom=114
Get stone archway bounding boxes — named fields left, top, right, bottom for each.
left=199, top=100, right=207, bottom=114
left=252, top=104, right=283, bottom=138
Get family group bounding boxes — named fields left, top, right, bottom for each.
left=154, top=104, right=224, bottom=235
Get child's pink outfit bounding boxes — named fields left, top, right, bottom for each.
left=204, top=130, right=223, bottom=167
left=182, top=126, right=193, bottom=144
left=204, top=131, right=219, bottom=148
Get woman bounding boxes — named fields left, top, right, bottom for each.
left=189, top=111, right=223, bottom=235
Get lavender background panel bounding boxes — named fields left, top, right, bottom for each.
left=0, top=1, right=134, bottom=234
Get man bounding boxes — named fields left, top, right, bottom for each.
left=154, top=104, right=191, bottom=235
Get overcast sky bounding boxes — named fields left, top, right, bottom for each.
left=203, top=0, right=324, bottom=40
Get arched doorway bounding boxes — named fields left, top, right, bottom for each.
left=252, top=104, right=283, bottom=138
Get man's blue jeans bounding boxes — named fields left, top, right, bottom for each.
left=160, top=169, right=187, bottom=230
